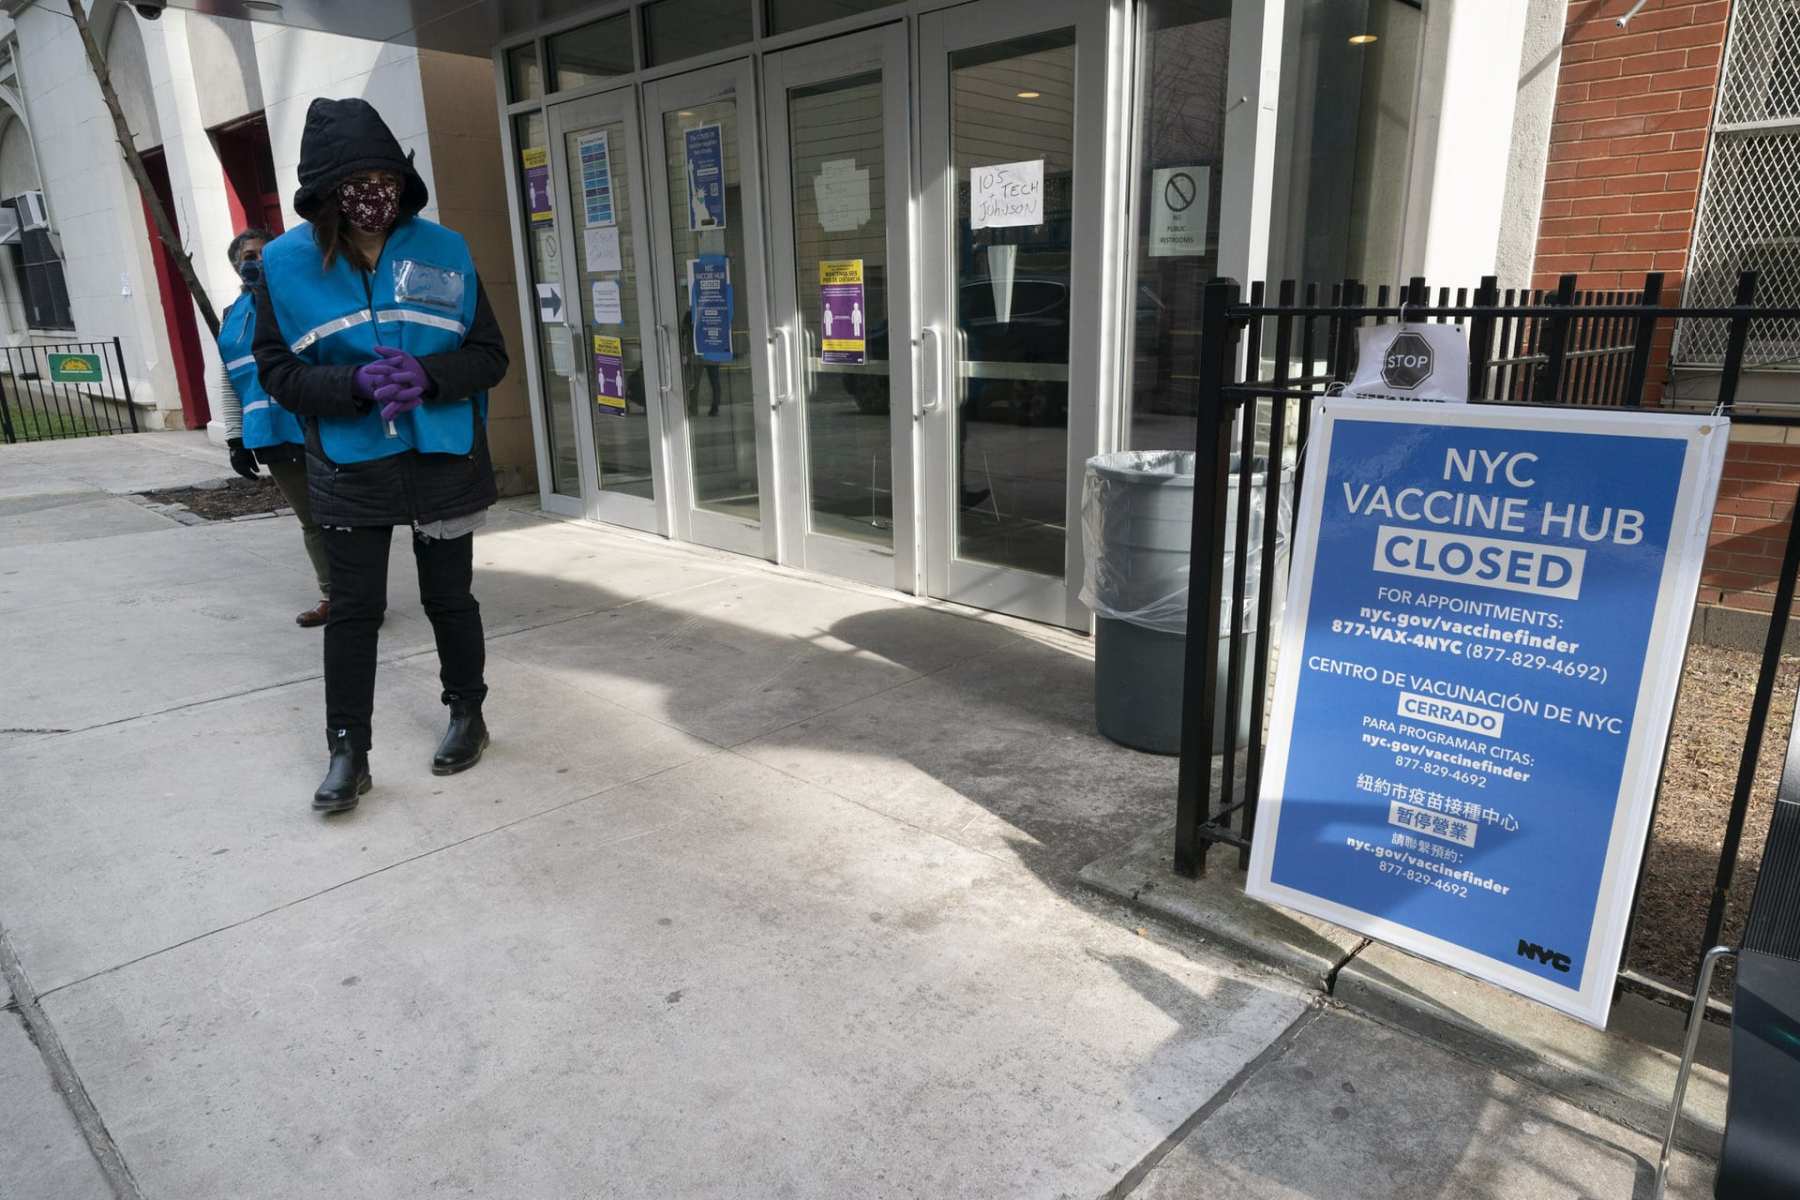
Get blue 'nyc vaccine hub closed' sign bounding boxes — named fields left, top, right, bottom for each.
left=1247, top=399, right=1727, bottom=1027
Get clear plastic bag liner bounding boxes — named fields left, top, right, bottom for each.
left=1080, top=450, right=1291, bottom=635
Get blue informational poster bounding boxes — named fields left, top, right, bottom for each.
left=1247, top=400, right=1728, bottom=1027
left=688, top=255, right=733, bottom=364
left=684, top=123, right=726, bottom=231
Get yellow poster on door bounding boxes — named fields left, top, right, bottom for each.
left=593, top=335, right=626, bottom=415
left=818, top=259, right=865, bottom=366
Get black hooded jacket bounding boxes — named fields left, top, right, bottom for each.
left=253, top=98, right=508, bottom=529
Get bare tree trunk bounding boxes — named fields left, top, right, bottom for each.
left=67, top=0, right=220, bottom=339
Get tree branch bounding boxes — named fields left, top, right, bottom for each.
left=67, top=0, right=220, bottom=339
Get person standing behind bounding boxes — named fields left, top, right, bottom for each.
left=215, top=228, right=331, bottom=626
left=253, top=97, right=508, bottom=816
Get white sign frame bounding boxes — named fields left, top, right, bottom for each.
left=1246, top=399, right=1728, bottom=1027
left=1149, top=165, right=1209, bottom=258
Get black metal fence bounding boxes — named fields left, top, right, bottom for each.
left=0, top=338, right=137, bottom=444
left=1175, top=269, right=1800, bottom=1010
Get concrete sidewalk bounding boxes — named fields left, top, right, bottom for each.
left=1, top=433, right=1719, bottom=1198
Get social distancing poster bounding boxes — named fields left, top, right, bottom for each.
left=1247, top=399, right=1727, bottom=1027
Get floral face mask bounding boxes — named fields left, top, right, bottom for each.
left=339, top=176, right=401, bottom=233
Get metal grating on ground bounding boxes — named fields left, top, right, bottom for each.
left=1680, top=0, right=1800, bottom=367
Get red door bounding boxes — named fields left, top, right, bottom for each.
left=138, top=147, right=209, bottom=430
left=213, top=114, right=285, bottom=235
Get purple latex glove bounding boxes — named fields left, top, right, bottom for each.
left=370, top=345, right=430, bottom=424
left=380, top=392, right=424, bottom=423
left=373, top=345, right=430, bottom=397
left=351, top=360, right=392, bottom=402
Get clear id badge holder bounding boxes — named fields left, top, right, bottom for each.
left=392, top=260, right=467, bottom=312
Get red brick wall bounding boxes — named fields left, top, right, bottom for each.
left=1533, top=0, right=1729, bottom=306
left=1533, top=3, right=1794, bottom=621
left=1705, top=435, right=1800, bottom=615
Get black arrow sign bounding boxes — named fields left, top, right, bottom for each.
left=539, top=287, right=563, bottom=319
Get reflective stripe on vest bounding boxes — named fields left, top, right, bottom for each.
left=260, top=218, right=485, bottom=464
left=218, top=292, right=304, bottom=451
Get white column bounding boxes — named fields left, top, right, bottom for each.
left=148, top=9, right=241, bottom=443
left=1400, top=0, right=1533, bottom=285
left=1216, top=0, right=1284, bottom=287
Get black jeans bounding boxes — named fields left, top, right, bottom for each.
left=322, top=526, right=487, bottom=751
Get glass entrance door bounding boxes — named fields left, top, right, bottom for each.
left=762, top=25, right=916, bottom=591
left=642, top=61, right=778, bottom=560
left=545, top=84, right=666, bottom=532
left=919, top=0, right=1113, bottom=629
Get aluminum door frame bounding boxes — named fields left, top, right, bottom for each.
left=641, top=59, right=780, bottom=561
left=546, top=82, right=671, bottom=534
left=761, top=23, right=919, bottom=593
left=917, top=0, right=1127, bottom=629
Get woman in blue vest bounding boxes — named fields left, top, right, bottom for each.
left=253, top=98, right=508, bottom=815
left=216, top=227, right=331, bottom=627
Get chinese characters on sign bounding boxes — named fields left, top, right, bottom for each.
left=1247, top=400, right=1727, bottom=1027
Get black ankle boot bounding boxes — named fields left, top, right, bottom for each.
left=314, top=729, right=371, bottom=814
left=432, top=701, right=489, bottom=776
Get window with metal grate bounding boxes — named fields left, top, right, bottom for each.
left=1681, top=1, right=1800, bottom=368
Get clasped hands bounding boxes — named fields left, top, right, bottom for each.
left=352, top=345, right=431, bottom=423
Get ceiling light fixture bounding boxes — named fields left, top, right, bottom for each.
left=1016, top=90, right=1041, bottom=99
left=1348, top=33, right=1377, bottom=45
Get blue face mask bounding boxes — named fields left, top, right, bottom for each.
left=236, top=257, right=262, bottom=286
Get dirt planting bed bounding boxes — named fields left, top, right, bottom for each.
left=1630, top=639, right=1799, bottom=996
left=139, top=475, right=286, bottom=521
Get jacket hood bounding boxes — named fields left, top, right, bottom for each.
left=293, top=98, right=429, bottom=221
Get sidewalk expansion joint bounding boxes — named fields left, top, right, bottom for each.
left=1323, top=937, right=1372, bottom=996
left=1101, top=1001, right=1326, bottom=1200
left=0, top=928, right=146, bottom=1200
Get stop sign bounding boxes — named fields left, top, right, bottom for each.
left=1382, top=331, right=1435, bottom=391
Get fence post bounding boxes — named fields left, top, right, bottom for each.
left=0, top=367, right=13, bottom=444
left=1622, top=272, right=1665, bottom=407
left=1175, top=278, right=1242, bottom=878
left=1468, top=276, right=1500, bottom=400
left=1332, top=278, right=1360, bottom=384
left=1406, top=276, right=1427, bottom=315
left=1713, top=272, right=1757, bottom=413
left=1538, top=274, right=1579, bottom=403
left=1700, top=473, right=1800, bottom=965
left=114, top=337, right=138, bottom=432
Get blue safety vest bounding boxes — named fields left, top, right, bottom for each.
left=219, top=291, right=304, bottom=451
left=260, top=217, right=484, bottom=464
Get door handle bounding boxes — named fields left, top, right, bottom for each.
left=563, top=317, right=583, bottom=381
left=918, top=325, right=942, bottom=416
left=956, top=329, right=969, bottom=408
left=655, top=323, right=672, bottom=396
left=769, top=327, right=792, bottom=408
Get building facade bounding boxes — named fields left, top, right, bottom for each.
left=0, top=0, right=534, bottom=493
left=54, top=0, right=1790, bottom=638
left=1529, top=0, right=1799, bottom=632
left=477, top=0, right=1564, bottom=632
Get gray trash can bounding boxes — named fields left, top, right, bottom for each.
left=1080, top=450, right=1289, bottom=755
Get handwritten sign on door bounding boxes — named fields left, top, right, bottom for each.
left=971, top=160, right=1044, bottom=230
